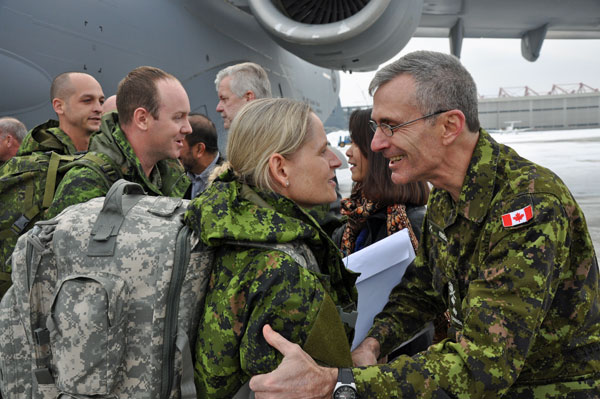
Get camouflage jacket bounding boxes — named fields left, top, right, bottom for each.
left=45, top=112, right=189, bottom=219
left=355, top=130, right=600, bottom=398
left=184, top=169, right=358, bottom=398
left=17, top=119, right=78, bottom=156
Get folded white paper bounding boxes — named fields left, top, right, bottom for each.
left=343, top=228, right=416, bottom=350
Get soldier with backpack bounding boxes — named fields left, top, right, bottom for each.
left=18, top=72, right=105, bottom=156
left=184, top=98, right=358, bottom=398
left=0, top=72, right=105, bottom=292
left=45, top=66, right=191, bottom=219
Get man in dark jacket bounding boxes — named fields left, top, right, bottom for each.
left=180, top=113, right=223, bottom=198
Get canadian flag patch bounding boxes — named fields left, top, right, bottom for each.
left=502, top=205, right=533, bottom=227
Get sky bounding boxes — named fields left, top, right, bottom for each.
left=339, top=37, right=600, bottom=107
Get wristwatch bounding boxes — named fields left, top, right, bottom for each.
left=333, top=368, right=358, bottom=399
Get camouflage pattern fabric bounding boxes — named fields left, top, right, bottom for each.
left=0, top=121, right=80, bottom=289
left=184, top=168, right=358, bottom=398
left=0, top=180, right=208, bottom=398
left=353, top=130, right=600, bottom=397
left=45, top=112, right=189, bottom=219
left=16, top=120, right=79, bottom=157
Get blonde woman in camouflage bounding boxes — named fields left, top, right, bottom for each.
left=184, top=98, right=358, bottom=398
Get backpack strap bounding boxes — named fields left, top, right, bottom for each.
left=42, top=152, right=77, bottom=208
left=87, top=179, right=146, bottom=257
left=237, top=183, right=357, bottom=328
left=0, top=152, right=77, bottom=240
left=75, top=152, right=123, bottom=188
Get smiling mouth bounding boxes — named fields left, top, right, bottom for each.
left=390, top=155, right=405, bottom=163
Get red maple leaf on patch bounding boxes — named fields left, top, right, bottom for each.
left=513, top=212, right=524, bottom=222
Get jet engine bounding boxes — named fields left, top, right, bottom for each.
left=248, top=0, right=424, bottom=72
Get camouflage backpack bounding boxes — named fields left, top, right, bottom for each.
left=0, top=150, right=119, bottom=296
left=0, top=179, right=314, bottom=398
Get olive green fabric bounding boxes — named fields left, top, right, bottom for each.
left=303, top=292, right=353, bottom=367
left=0, top=121, right=81, bottom=291
left=45, top=112, right=190, bottom=219
left=353, top=130, right=600, bottom=398
left=16, top=119, right=79, bottom=156
left=184, top=168, right=357, bottom=398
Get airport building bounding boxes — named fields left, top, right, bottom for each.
left=479, top=84, right=600, bottom=132
left=329, top=84, right=600, bottom=132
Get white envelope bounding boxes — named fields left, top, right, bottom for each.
left=342, top=228, right=416, bottom=350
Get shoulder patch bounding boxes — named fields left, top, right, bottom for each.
left=502, top=205, right=533, bottom=228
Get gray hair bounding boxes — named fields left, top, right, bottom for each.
left=0, top=117, right=27, bottom=143
left=369, top=51, right=480, bottom=132
left=226, top=98, right=311, bottom=191
left=215, top=62, right=272, bottom=99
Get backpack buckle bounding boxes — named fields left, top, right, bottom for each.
left=11, top=214, right=31, bottom=235
left=33, top=368, right=54, bottom=384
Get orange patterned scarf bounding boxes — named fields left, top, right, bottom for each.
left=339, top=187, right=419, bottom=257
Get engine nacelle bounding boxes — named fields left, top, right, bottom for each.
left=248, top=0, right=424, bottom=72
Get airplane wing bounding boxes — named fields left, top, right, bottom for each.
left=415, top=0, right=600, bottom=60
left=249, top=0, right=600, bottom=70
left=2, top=0, right=599, bottom=132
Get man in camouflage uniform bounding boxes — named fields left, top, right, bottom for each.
left=0, top=73, right=104, bottom=280
left=15, top=72, right=104, bottom=159
left=45, top=66, right=191, bottom=219
left=249, top=51, right=600, bottom=398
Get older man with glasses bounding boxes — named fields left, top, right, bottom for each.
left=249, top=50, right=600, bottom=399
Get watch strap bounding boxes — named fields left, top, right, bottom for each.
left=338, top=368, right=354, bottom=384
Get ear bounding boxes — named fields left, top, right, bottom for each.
left=193, top=142, right=206, bottom=158
left=244, top=90, right=256, bottom=102
left=52, top=98, right=64, bottom=115
left=440, top=109, right=466, bottom=146
left=267, top=153, right=289, bottom=189
left=132, top=107, right=150, bottom=130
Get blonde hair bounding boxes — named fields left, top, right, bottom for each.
left=226, top=98, right=312, bottom=191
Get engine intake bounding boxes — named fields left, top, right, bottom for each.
left=249, top=0, right=424, bottom=71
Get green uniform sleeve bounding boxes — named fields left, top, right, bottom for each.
left=194, top=248, right=350, bottom=398
left=44, top=166, right=111, bottom=219
left=368, top=244, right=446, bottom=357
left=355, top=194, right=571, bottom=398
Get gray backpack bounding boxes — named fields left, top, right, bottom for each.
left=0, top=180, right=210, bottom=398
left=0, top=179, right=321, bottom=399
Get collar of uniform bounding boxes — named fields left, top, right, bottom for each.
left=427, top=129, right=499, bottom=228
left=48, top=127, right=79, bottom=155
left=112, top=123, right=164, bottom=194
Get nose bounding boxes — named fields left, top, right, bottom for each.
left=182, top=117, right=192, bottom=134
left=93, top=98, right=103, bottom=113
left=216, top=101, right=224, bottom=113
left=328, top=148, right=342, bottom=169
left=345, top=144, right=352, bottom=158
left=370, top=127, right=389, bottom=153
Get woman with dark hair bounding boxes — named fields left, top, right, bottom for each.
left=333, top=108, right=433, bottom=358
left=334, top=108, right=430, bottom=257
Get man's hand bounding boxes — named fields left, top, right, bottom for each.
left=249, top=324, right=338, bottom=398
left=351, top=337, right=381, bottom=366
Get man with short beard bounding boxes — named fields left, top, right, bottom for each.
left=18, top=72, right=104, bottom=157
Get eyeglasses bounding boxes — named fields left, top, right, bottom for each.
left=369, top=110, right=449, bottom=137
